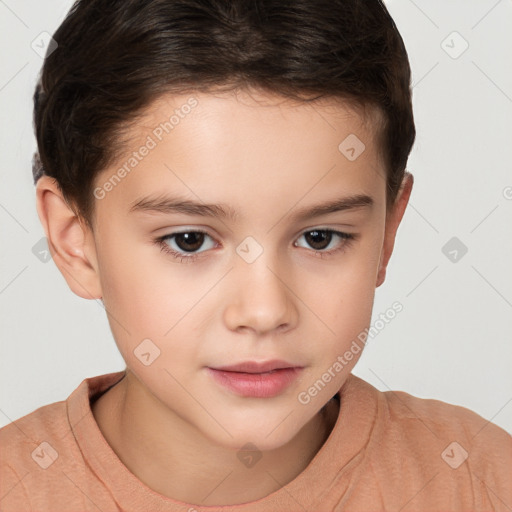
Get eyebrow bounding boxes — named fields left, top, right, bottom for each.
left=129, top=193, right=373, bottom=222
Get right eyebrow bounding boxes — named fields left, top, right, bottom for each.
left=129, top=194, right=239, bottom=222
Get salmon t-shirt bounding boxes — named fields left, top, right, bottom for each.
left=1, top=371, right=511, bottom=511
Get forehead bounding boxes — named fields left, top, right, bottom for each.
left=140, top=88, right=382, bottom=141
left=94, top=88, right=386, bottom=224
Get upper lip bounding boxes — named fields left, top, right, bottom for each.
left=210, top=360, right=300, bottom=374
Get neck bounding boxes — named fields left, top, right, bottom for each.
left=91, top=371, right=339, bottom=506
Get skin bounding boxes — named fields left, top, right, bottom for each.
left=35, top=88, right=413, bottom=506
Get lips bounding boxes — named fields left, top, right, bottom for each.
left=207, top=360, right=303, bottom=398
left=212, top=360, right=298, bottom=374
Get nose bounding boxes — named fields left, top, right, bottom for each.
left=223, top=254, right=299, bottom=335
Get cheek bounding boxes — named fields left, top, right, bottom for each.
left=310, top=236, right=382, bottom=365
left=97, top=230, right=201, bottom=329
left=323, top=237, right=381, bottom=317
left=298, top=267, right=376, bottom=404
left=95, top=230, right=225, bottom=378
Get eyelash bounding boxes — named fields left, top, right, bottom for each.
left=155, top=228, right=356, bottom=264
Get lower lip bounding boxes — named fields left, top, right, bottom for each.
left=207, top=367, right=302, bottom=398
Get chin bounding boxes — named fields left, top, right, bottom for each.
left=215, top=430, right=298, bottom=453
left=202, top=410, right=310, bottom=452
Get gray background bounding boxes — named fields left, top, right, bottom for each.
left=1, top=0, right=511, bottom=434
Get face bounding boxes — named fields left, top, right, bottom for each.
left=79, top=89, right=404, bottom=450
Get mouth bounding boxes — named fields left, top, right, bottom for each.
left=206, top=360, right=303, bottom=398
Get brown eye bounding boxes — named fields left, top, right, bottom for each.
left=294, top=229, right=355, bottom=256
left=158, top=230, right=216, bottom=257
left=303, top=230, right=332, bottom=250
left=173, top=232, right=205, bottom=252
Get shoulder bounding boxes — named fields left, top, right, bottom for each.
left=0, top=400, right=69, bottom=509
left=0, top=398, right=69, bottom=462
left=377, top=385, right=512, bottom=504
left=330, top=377, right=512, bottom=509
left=380, top=386, right=512, bottom=450
left=0, top=372, right=125, bottom=511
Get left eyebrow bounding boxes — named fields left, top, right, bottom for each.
left=289, top=193, right=374, bottom=222
left=128, top=193, right=373, bottom=222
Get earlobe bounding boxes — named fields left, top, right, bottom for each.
left=375, top=172, right=414, bottom=288
left=35, top=176, right=102, bottom=300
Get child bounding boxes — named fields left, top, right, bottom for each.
left=1, top=0, right=511, bottom=510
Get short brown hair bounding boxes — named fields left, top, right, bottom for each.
left=33, top=0, right=415, bottom=226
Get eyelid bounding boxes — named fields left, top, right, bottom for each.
left=294, top=223, right=355, bottom=236
left=158, top=223, right=354, bottom=238
left=161, top=228, right=218, bottom=249
left=156, top=225, right=353, bottom=245
left=155, top=225, right=356, bottom=263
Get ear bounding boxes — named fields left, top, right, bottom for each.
left=35, top=176, right=102, bottom=299
left=375, top=172, right=414, bottom=288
